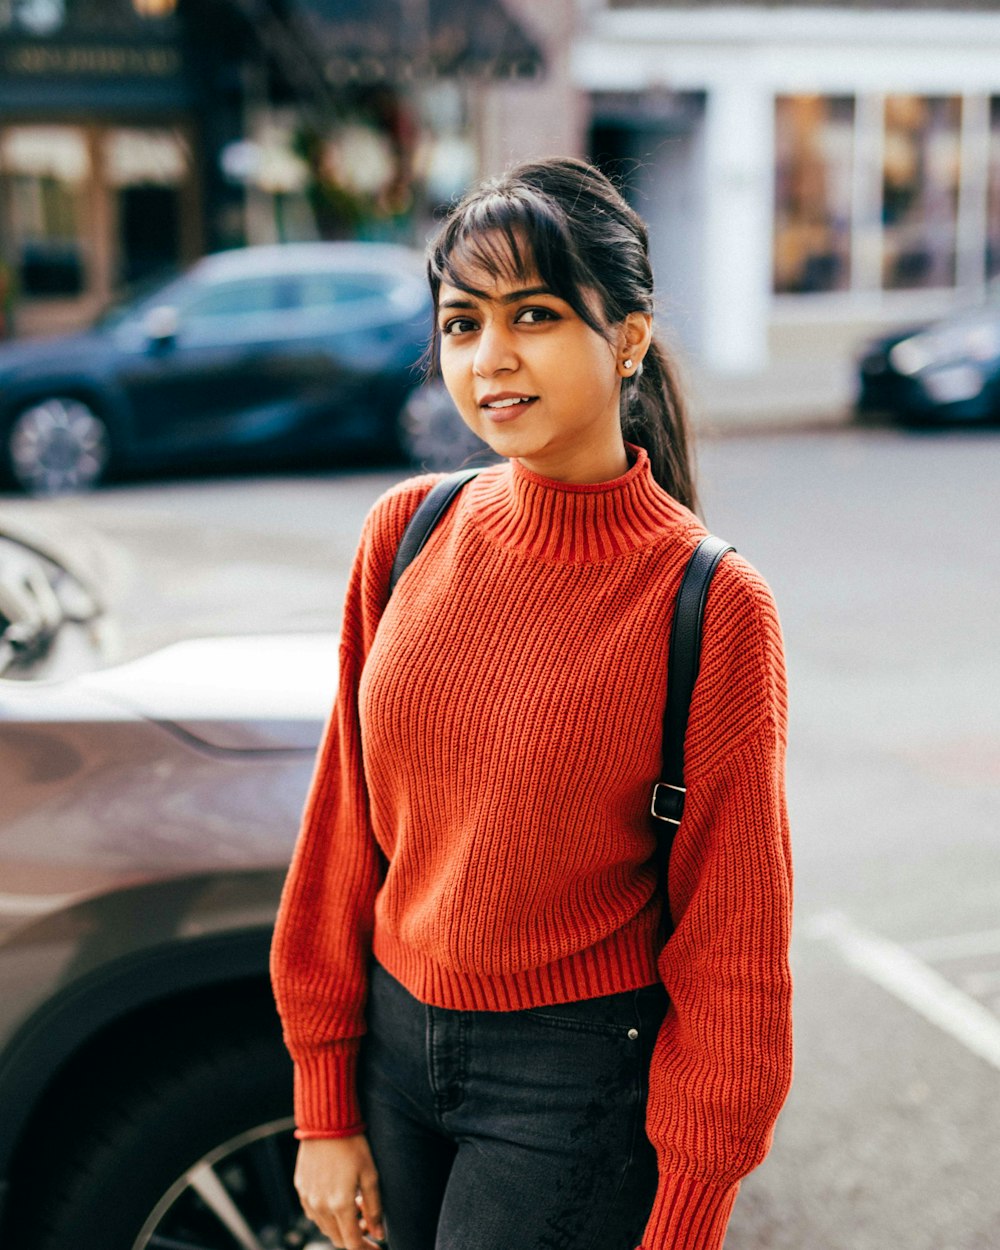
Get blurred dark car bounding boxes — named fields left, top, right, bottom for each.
left=0, top=242, right=473, bottom=496
left=0, top=515, right=335, bottom=1249
left=856, top=279, right=1000, bottom=425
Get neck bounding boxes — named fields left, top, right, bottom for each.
left=514, top=436, right=632, bottom=486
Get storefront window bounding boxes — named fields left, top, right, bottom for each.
left=881, top=95, right=961, bottom=290
left=0, top=125, right=90, bottom=297
left=104, top=128, right=190, bottom=287
left=773, top=95, right=854, bottom=293
left=987, top=98, right=1000, bottom=282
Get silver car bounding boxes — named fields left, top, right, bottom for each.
left=0, top=515, right=334, bottom=1249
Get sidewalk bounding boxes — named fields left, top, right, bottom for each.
left=686, top=353, right=858, bottom=436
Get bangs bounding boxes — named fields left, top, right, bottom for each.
left=428, top=189, right=606, bottom=336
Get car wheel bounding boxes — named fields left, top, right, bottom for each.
left=397, top=379, right=496, bottom=472
left=4, top=397, right=113, bottom=496
left=30, top=1029, right=320, bottom=1250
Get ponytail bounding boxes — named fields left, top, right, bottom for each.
left=621, top=336, right=699, bottom=515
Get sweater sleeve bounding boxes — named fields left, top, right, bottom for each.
left=639, top=554, right=794, bottom=1250
left=269, top=473, right=440, bottom=1138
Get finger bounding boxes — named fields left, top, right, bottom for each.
left=332, top=1197, right=369, bottom=1250
left=305, top=1200, right=345, bottom=1248
left=357, top=1172, right=386, bottom=1243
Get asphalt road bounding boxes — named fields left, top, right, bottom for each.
left=3, top=425, right=999, bottom=1250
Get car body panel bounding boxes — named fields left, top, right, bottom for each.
left=75, top=633, right=335, bottom=750
left=0, top=242, right=435, bottom=481
left=0, top=636, right=335, bottom=1161
left=856, top=304, right=1000, bottom=423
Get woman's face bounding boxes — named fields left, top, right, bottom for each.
left=435, top=247, right=649, bottom=483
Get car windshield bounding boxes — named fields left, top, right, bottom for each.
left=93, top=271, right=187, bottom=330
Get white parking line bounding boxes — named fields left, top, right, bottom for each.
left=908, top=928, right=1000, bottom=961
left=807, top=911, right=1000, bottom=1073
left=960, top=970, right=1000, bottom=996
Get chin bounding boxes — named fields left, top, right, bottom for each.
left=481, top=423, right=548, bottom=457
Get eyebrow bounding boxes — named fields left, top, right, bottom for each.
left=438, top=285, right=555, bottom=310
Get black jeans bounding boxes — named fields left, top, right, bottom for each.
left=358, top=958, right=670, bottom=1250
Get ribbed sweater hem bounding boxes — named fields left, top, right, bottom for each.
left=639, top=1173, right=740, bottom=1250
left=371, top=903, right=663, bottom=1012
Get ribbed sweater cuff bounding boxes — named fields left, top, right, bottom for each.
left=638, top=1173, right=740, bottom=1250
left=291, top=1038, right=365, bottom=1139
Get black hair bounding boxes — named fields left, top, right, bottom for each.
left=425, top=155, right=698, bottom=513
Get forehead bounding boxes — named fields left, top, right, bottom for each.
left=436, top=270, right=547, bottom=306
left=437, top=227, right=543, bottom=301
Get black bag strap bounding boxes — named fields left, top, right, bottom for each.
left=652, top=534, right=735, bottom=939
left=387, top=468, right=484, bottom=598
left=387, top=470, right=734, bottom=944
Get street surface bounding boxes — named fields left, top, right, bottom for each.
left=3, top=425, right=999, bottom=1249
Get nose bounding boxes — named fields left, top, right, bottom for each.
left=472, top=320, right=518, bottom=378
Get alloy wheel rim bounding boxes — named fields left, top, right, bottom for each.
left=9, top=398, right=110, bottom=495
left=132, top=1116, right=331, bottom=1250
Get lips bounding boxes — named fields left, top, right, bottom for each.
left=479, top=392, right=538, bottom=421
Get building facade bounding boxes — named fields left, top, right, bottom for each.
left=0, top=0, right=543, bottom=337
left=575, top=0, right=1000, bottom=373
left=0, top=0, right=256, bottom=336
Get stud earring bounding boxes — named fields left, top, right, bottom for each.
left=623, top=358, right=633, bottom=371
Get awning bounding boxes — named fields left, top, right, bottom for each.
left=287, top=0, right=545, bottom=84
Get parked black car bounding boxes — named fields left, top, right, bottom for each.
left=856, top=280, right=1000, bottom=425
left=0, top=242, right=482, bottom=496
left=0, top=513, right=333, bottom=1248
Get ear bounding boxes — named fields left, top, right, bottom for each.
left=616, top=312, right=653, bottom=378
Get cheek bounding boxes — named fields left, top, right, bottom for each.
left=440, top=347, right=474, bottom=404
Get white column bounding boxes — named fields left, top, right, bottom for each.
left=700, top=82, right=774, bottom=373
left=956, top=93, right=990, bottom=298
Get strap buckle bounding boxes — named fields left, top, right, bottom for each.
left=650, top=782, right=686, bottom=825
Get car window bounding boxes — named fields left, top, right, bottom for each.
left=292, top=271, right=395, bottom=311
left=183, top=277, right=294, bottom=322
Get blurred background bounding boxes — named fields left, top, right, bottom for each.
left=4, top=0, right=1000, bottom=421
left=0, top=2, right=998, bottom=1250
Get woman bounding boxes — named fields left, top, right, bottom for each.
left=270, top=156, right=793, bottom=1250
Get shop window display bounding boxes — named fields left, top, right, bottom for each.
left=881, top=94, right=961, bottom=291
left=773, top=95, right=854, bottom=293
left=105, top=128, right=190, bottom=288
left=0, top=126, right=90, bottom=298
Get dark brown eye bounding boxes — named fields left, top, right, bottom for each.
left=516, top=307, right=559, bottom=324
left=442, top=317, right=477, bottom=335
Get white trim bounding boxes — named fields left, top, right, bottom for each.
left=589, top=6, right=1000, bottom=46
left=957, top=94, right=992, bottom=296
left=769, top=287, right=965, bottom=324
left=574, top=10, right=1000, bottom=94
left=852, top=92, right=885, bottom=295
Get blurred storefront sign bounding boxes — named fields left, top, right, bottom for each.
left=0, top=0, right=542, bottom=338
left=287, top=0, right=543, bottom=84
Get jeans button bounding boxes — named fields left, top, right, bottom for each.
left=627, top=1027, right=639, bottom=1040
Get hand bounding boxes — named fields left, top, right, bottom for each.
left=294, top=1135, right=386, bottom=1249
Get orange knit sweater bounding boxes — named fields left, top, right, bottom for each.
left=270, top=443, right=793, bottom=1250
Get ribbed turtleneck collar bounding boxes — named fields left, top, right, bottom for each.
left=465, top=442, right=696, bottom=563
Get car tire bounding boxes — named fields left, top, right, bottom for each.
left=397, top=379, right=496, bottom=472
left=3, top=397, right=113, bottom=496
left=29, top=1027, right=315, bottom=1250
